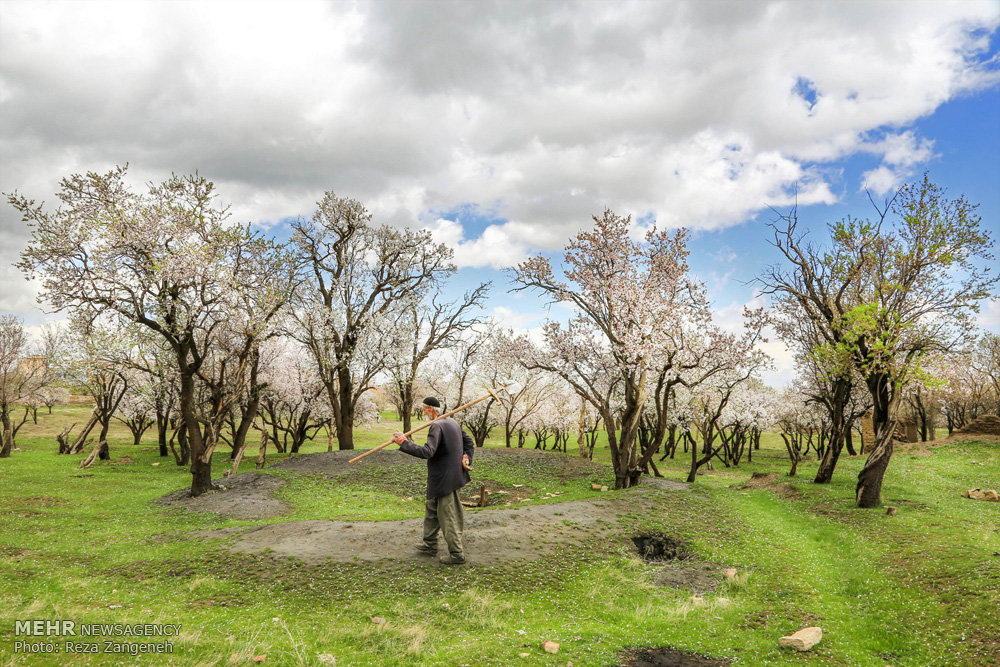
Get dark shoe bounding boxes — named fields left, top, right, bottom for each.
left=416, top=544, right=437, bottom=556
left=440, top=554, right=466, bottom=565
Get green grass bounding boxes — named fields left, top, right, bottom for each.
left=0, top=406, right=998, bottom=665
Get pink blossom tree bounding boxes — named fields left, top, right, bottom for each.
left=389, top=284, right=490, bottom=432
left=0, top=314, right=45, bottom=456
left=291, top=192, right=454, bottom=450
left=512, top=209, right=700, bottom=488
left=12, top=166, right=296, bottom=495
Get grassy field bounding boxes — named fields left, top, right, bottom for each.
left=1, top=405, right=998, bottom=666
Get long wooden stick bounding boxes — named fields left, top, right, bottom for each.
left=349, top=388, right=500, bottom=464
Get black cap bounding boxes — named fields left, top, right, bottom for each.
left=422, top=396, right=442, bottom=408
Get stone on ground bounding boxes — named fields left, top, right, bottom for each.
left=778, top=626, right=823, bottom=651
left=542, top=640, right=560, bottom=654
left=964, top=488, right=999, bottom=501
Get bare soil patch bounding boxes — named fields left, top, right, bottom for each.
left=271, top=447, right=609, bottom=480
left=733, top=472, right=803, bottom=499
left=618, top=647, right=731, bottom=666
left=155, top=472, right=289, bottom=519
left=205, top=498, right=627, bottom=564
left=652, top=561, right=726, bottom=594
left=633, top=532, right=690, bottom=562
left=641, top=477, right=690, bottom=492
left=155, top=448, right=614, bottom=520
left=959, top=415, right=1000, bottom=436
left=460, top=480, right=536, bottom=506
left=940, top=432, right=1000, bottom=446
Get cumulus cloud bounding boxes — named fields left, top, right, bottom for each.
left=860, top=166, right=903, bottom=197
left=858, top=130, right=938, bottom=195
left=1, top=0, right=998, bottom=300
left=978, top=297, right=1000, bottom=331
left=425, top=218, right=531, bottom=269
left=712, top=294, right=796, bottom=388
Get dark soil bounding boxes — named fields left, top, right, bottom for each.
left=618, top=647, right=731, bottom=666
left=154, top=472, right=289, bottom=519
left=460, top=480, right=537, bottom=506
left=641, top=477, right=690, bottom=492
left=272, top=447, right=609, bottom=480
left=959, top=415, right=1000, bottom=435
left=205, top=498, right=628, bottom=564
left=733, top=472, right=802, bottom=499
left=633, top=532, right=690, bottom=562
left=155, top=448, right=693, bottom=564
left=652, top=561, right=726, bottom=593
left=154, top=447, right=613, bottom=520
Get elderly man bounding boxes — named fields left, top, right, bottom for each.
left=393, top=396, right=474, bottom=564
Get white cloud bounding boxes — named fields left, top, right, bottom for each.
left=490, top=306, right=542, bottom=330
left=860, top=166, right=903, bottom=197
left=425, top=218, right=530, bottom=269
left=874, top=131, right=936, bottom=167
left=858, top=130, right=937, bottom=195
left=978, top=297, right=1000, bottom=331
left=2, top=0, right=998, bottom=311
left=712, top=294, right=795, bottom=388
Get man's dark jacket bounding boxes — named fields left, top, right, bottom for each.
left=399, top=417, right=474, bottom=499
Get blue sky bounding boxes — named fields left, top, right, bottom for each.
left=427, top=78, right=1000, bottom=320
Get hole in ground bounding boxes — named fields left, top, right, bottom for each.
left=618, top=647, right=731, bottom=667
left=632, top=533, right=690, bottom=562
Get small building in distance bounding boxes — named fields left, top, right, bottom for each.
left=15, top=355, right=47, bottom=378
left=860, top=412, right=921, bottom=453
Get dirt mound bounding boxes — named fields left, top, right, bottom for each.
left=641, top=477, right=690, bottom=491
left=633, top=533, right=690, bottom=562
left=155, top=448, right=610, bottom=520
left=619, top=647, right=731, bottom=666
left=270, top=449, right=409, bottom=475
left=270, top=446, right=608, bottom=479
left=733, top=472, right=802, bottom=499
left=460, top=480, right=536, bottom=506
left=959, top=415, right=1000, bottom=435
left=652, top=562, right=725, bottom=594
left=208, top=498, right=625, bottom=564
left=155, top=472, right=289, bottom=519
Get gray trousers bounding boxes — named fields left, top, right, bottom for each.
left=423, top=490, right=465, bottom=557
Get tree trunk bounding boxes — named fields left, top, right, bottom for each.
left=814, top=379, right=851, bottom=483
left=685, top=433, right=699, bottom=483
left=856, top=437, right=893, bottom=507
left=334, top=370, right=355, bottom=450
left=170, top=424, right=190, bottom=466
left=176, top=365, right=214, bottom=496
left=844, top=421, right=857, bottom=456
left=401, top=382, right=413, bottom=433
left=856, top=373, right=897, bottom=508
left=78, top=441, right=104, bottom=469
left=256, top=429, right=269, bottom=469
left=814, top=435, right=843, bottom=483
left=68, top=410, right=100, bottom=454
left=156, top=412, right=169, bottom=456
left=190, top=457, right=214, bottom=496
left=230, top=398, right=260, bottom=461
left=0, top=413, right=12, bottom=458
